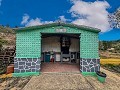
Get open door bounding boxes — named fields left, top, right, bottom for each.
left=60, top=36, right=71, bottom=54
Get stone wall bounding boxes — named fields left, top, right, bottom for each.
left=80, top=58, right=100, bottom=72
left=14, top=58, right=40, bottom=73
left=14, top=57, right=100, bottom=73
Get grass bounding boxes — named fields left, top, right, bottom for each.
left=0, top=74, right=12, bottom=78
left=100, top=59, right=120, bottom=74
left=100, top=59, right=120, bottom=65
left=101, top=64, right=120, bottom=73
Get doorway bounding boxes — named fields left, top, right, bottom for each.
left=40, top=33, right=80, bottom=72
left=41, top=33, right=80, bottom=62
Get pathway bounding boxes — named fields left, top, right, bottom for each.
left=23, top=68, right=120, bottom=90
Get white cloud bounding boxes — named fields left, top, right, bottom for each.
left=21, top=14, right=30, bottom=25
left=25, top=18, right=43, bottom=26
left=59, top=15, right=71, bottom=22
left=0, top=0, right=2, bottom=6
left=21, top=14, right=53, bottom=27
left=44, top=21, right=54, bottom=24
left=59, top=16, right=67, bottom=22
left=70, top=0, right=111, bottom=32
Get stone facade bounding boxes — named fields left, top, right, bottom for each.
left=14, top=58, right=40, bottom=73
left=14, top=57, right=100, bottom=73
left=80, top=58, right=100, bottom=72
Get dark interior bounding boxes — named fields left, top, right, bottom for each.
left=60, top=36, right=71, bottom=54
left=41, top=33, right=80, bottom=63
left=42, top=33, right=80, bottom=54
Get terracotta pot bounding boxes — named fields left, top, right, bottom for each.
left=9, top=64, right=14, bottom=66
left=6, top=65, right=14, bottom=74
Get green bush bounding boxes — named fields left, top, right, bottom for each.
left=0, top=42, right=2, bottom=52
left=0, top=38, right=8, bottom=45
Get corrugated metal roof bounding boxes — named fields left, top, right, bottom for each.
left=16, top=22, right=101, bottom=33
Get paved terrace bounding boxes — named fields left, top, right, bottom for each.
left=23, top=63, right=120, bottom=90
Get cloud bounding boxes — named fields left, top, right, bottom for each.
left=0, top=0, right=2, bottom=6
left=21, top=14, right=30, bottom=25
left=25, top=18, right=43, bottom=26
left=59, top=16, right=67, bottom=22
left=70, top=0, right=111, bottom=32
left=21, top=14, right=53, bottom=27
left=59, top=15, right=71, bottom=22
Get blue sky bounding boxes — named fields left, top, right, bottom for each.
left=0, top=0, right=120, bottom=41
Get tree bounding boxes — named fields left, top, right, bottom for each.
left=108, top=7, right=120, bottom=28
left=6, top=24, right=10, bottom=28
left=15, top=26, right=18, bottom=28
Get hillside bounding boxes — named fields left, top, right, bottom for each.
left=99, top=40, right=120, bottom=52
left=0, top=26, right=16, bottom=48
left=99, top=40, right=120, bottom=58
left=0, top=25, right=15, bottom=34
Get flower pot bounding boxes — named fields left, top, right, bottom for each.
left=9, top=64, right=14, bottom=66
left=6, top=65, right=14, bottom=74
left=96, top=71, right=107, bottom=83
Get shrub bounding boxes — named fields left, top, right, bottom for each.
left=102, top=64, right=120, bottom=73
left=0, top=42, right=2, bottom=52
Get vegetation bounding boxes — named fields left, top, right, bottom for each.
left=0, top=42, right=2, bottom=51
left=100, top=59, right=120, bottom=65
left=101, top=64, right=120, bottom=74
left=108, top=7, right=120, bottom=28
left=0, top=25, right=16, bottom=47
left=0, top=25, right=15, bottom=34
left=99, top=40, right=120, bottom=53
left=0, top=38, right=8, bottom=44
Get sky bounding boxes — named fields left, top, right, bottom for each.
left=0, top=0, right=120, bottom=41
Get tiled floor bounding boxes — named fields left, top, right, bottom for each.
left=41, top=62, right=80, bottom=72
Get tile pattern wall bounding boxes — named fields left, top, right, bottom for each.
left=16, top=26, right=99, bottom=59
left=14, top=58, right=40, bottom=73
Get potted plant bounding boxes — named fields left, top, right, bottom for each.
left=96, top=71, right=107, bottom=83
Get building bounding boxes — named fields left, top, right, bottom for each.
left=13, top=22, right=101, bottom=77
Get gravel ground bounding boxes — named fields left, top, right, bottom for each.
left=0, top=68, right=119, bottom=90
left=23, top=68, right=120, bottom=90
left=84, top=68, right=120, bottom=90
left=0, top=77, right=31, bottom=90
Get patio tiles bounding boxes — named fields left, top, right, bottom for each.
left=41, top=62, right=80, bottom=73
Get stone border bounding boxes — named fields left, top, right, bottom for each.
left=14, top=58, right=41, bottom=73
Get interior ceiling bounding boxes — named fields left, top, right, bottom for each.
left=41, top=33, right=80, bottom=39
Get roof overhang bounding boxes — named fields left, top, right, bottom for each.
left=15, top=22, right=101, bottom=33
